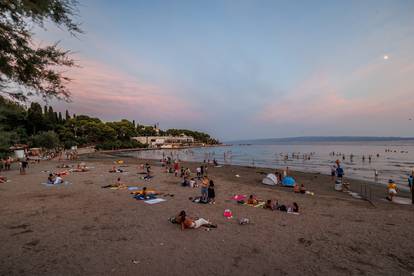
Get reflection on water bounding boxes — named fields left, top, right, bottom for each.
left=119, top=142, right=414, bottom=189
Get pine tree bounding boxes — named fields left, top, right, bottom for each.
left=58, top=112, right=63, bottom=123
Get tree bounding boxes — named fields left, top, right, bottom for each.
left=58, top=112, right=63, bottom=123
left=0, top=0, right=81, bottom=101
left=48, top=106, right=56, bottom=126
left=30, top=131, right=60, bottom=149
left=65, top=110, right=70, bottom=120
left=27, top=102, right=44, bottom=134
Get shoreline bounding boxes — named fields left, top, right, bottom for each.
left=85, top=151, right=413, bottom=201
left=97, top=149, right=413, bottom=195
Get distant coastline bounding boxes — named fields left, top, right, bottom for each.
left=227, top=136, right=414, bottom=145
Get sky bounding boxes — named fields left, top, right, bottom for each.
left=35, top=0, right=414, bottom=141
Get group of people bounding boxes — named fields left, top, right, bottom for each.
left=244, top=195, right=299, bottom=213
left=0, top=157, right=12, bottom=171
left=46, top=173, right=64, bottom=185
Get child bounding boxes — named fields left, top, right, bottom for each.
left=247, top=195, right=258, bottom=205
left=208, top=180, right=215, bottom=204
left=47, top=173, right=55, bottom=184
left=386, top=179, right=397, bottom=201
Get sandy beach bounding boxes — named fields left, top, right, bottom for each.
left=1, top=152, right=413, bottom=275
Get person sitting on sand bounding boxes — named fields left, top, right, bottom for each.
left=287, top=202, right=299, bottom=213
left=189, top=178, right=197, bottom=188
left=293, top=184, right=300, bottom=193
left=178, top=210, right=217, bottom=230
left=47, top=173, right=55, bottom=184
left=247, top=195, right=258, bottom=205
left=264, top=199, right=274, bottom=210
left=386, top=179, right=398, bottom=201
left=73, top=163, right=88, bottom=172
left=54, top=175, right=63, bottom=184
left=300, top=184, right=306, bottom=194
left=181, top=176, right=190, bottom=187
left=0, top=175, right=7, bottom=183
left=276, top=201, right=299, bottom=213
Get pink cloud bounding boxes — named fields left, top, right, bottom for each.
left=54, top=57, right=199, bottom=123
left=257, top=59, right=414, bottom=126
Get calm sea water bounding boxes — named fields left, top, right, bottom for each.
left=120, top=141, right=414, bottom=189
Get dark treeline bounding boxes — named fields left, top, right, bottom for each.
left=0, top=98, right=219, bottom=157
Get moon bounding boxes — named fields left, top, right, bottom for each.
left=383, top=55, right=389, bottom=60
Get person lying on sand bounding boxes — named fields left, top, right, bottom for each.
left=109, top=166, right=124, bottom=173
left=134, top=187, right=157, bottom=200
left=72, top=163, right=89, bottom=172
left=0, top=175, right=8, bottom=183
left=177, top=210, right=217, bottom=230
left=276, top=201, right=299, bottom=213
left=56, top=164, right=71, bottom=169
left=101, top=177, right=123, bottom=188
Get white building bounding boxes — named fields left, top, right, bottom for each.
left=132, top=135, right=194, bottom=148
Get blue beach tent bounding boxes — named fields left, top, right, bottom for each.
left=282, top=176, right=296, bottom=187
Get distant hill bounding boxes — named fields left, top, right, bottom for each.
left=228, top=136, right=414, bottom=145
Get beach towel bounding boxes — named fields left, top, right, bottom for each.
left=144, top=198, right=166, bottom=204
left=109, top=185, right=128, bottom=190
left=134, top=194, right=157, bottom=200
left=41, top=181, right=71, bottom=187
left=244, top=201, right=265, bottom=208
left=231, top=195, right=247, bottom=201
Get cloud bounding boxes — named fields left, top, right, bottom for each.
left=53, top=57, right=199, bottom=124
left=256, top=58, right=414, bottom=128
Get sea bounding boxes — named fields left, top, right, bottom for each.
left=119, top=140, right=414, bottom=189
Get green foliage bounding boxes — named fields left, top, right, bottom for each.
left=106, top=120, right=137, bottom=140
left=29, top=131, right=60, bottom=149
left=165, top=129, right=219, bottom=144
left=136, top=125, right=158, bottom=136
left=0, top=0, right=81, bottom=101
left=95, top=140, right=145, bottom=151
left=0, top=97, right=218, bottom=153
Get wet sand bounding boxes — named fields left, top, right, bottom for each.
left=0, top=152, right=413, bottom=275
